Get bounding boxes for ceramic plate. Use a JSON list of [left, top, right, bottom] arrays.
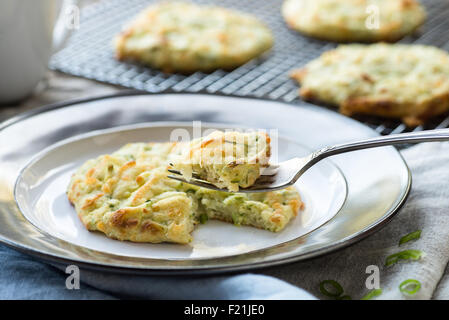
[[0, 93, 410, 274]]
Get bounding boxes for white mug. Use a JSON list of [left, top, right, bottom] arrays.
[[0, 0, 78, 104]]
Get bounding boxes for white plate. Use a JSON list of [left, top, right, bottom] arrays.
[[14, 123, 347, 260]]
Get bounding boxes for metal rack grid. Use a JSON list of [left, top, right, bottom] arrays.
[[50, 0, 449, 135]]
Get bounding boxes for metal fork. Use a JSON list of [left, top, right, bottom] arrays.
[[168, 128, 449, 193]]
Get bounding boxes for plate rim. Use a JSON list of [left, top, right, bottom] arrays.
[[0, 91, 412, 275]]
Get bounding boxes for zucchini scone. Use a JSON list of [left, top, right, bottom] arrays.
[[282, 0, 426, 42], [68, 140, 302, 244], [115, 1, 273, 73], [291, 44, 449, 126], [171, 131, 271, 192]]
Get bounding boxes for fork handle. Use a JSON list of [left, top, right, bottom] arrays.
[[314, 128, 449, 161]]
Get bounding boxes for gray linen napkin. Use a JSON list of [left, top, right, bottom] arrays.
[[260, 141, 449, 300]]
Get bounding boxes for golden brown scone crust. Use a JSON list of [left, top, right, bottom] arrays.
[[291, 44, 449, 126]]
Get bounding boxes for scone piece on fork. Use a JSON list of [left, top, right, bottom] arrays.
[[171, 131, 271, 192]]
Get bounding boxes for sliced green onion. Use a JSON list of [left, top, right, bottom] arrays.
[[361, 288, 382, 300], [319, 280, 344, 298], [385, 249, 423, 267], [337, 295, 352, 300], [399, 230, 422, 245], [399, 279, 421, 296]]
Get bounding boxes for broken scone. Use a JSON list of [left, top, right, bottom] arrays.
[[67, 137, 302, 244]]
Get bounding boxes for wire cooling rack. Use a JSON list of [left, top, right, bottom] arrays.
[[50, 0, 449, 135]]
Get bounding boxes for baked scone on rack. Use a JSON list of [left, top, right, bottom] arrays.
[[291, 43, 449, 126], [114, 1, 273, 73], [282, 0, 426, 43]]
